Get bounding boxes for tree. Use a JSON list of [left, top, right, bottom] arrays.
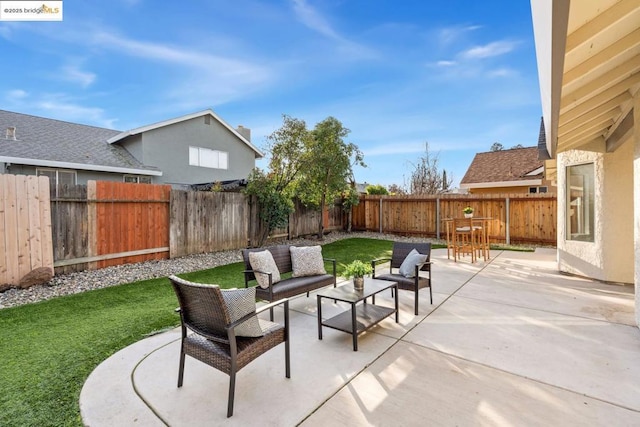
[[296, 117, 365, 239], [490, 142, 504, 151], [341, 180, 360, 233], [409, 142, 453, 194], [365, 184, 388, 195], [244, 115, 311, 245], [387, 183, 406, 195], [245, 168, 294, 246]]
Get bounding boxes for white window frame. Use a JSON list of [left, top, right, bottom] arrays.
[[36, 168, 77, 197], [566, 163, 595, 242], [189, 146, 228, 170], [123, 175, 152, 184]]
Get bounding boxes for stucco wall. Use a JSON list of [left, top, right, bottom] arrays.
[[139, 116, 256, 186], [557, 146, 634, 284]]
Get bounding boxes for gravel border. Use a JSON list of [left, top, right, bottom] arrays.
[[0, 231, 442, 310]]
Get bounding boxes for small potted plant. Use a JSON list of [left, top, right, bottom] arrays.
[[343, 260, 373, 291], [463, 206, 474, 218]]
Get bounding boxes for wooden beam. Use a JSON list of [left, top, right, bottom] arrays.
[[561, 56, 640, 108], [566, 0, 640, 52], [560, 92, 630, 127], [559, 115, 613, 144], [563, 26, 640, 86], [53, 247, 170, 268], [560, 72, 640, 114], [559, 106, 620, 138], [606, 108, 634, 152]]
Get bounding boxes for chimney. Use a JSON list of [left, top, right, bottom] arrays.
[[236, 125, 251, 141], [5, 126, 16, 140]]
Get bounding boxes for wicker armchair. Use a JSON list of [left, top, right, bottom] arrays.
[[169, 276, 290, 418], [371, 242, 433, 315]]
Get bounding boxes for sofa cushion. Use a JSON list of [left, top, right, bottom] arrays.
[[221, 287, 264, 337], [249, 250, 281, 289], [290, 246, 326, 277], [399, 249, 428, 278]]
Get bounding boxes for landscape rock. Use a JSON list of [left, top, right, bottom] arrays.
[[18, 267, 54, 289]]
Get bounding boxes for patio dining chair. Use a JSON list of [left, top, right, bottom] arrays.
[[169, 275, 290, 418], [371, 242, 433, 315]]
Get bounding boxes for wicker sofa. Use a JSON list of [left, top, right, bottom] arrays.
[[242, 245, 336, 319]]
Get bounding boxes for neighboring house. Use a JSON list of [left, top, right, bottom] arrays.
[[0, 109, 263, 192], [531, 0, 639, 327], [460, 145, 555, 194]]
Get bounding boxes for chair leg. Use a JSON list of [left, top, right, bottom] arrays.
[[269, 306, 274, 321], [177, 344, 186, 387], [227, 372, 236, 418], [414, 289, 419, 315]]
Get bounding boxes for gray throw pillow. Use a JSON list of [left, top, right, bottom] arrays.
[[221, 287, 264, 337], [399, 249, 428, 278], [248, 250, 281, 289], [290, 246, 326, 277]]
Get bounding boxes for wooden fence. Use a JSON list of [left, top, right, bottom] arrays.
[[1, 176, 558, 281], [52, 181, 171, 274], [351, 193, 557, 245], [171, 191, 250, 258], [0, 174, 53, 286]]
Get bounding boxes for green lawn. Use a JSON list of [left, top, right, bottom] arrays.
[[0, 237, 402, 426]]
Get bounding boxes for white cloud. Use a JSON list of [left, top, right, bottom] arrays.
[[290, 0, 378, 60], [487, 67, 516, 78], [6, 89, 28, 100], [460, 40, 519, 59], [291, 0, 340, 40], [438, 24, 482, 45], [60, 65, 96, 88], [436, 60, 456, 67], [35, 97, 117, 128]]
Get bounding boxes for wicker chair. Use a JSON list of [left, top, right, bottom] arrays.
[[371, 242, 433, 315], [169, 276, 290, 418]]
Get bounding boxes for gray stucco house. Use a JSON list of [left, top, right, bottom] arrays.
[[0, 109, 263, 191]]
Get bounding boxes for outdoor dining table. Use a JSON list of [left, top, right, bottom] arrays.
[[442, 217, 491, 263]]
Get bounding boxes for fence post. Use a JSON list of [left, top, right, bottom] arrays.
[[505, 197, 510, 245], [379, 197, 383, 234], [436, 197, 441, 240]]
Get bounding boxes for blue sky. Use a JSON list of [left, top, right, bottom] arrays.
[[0, 0, 541, 189]]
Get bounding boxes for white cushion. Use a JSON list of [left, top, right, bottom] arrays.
[[399, 249, 428, 278], [221, 287, 264, 337], [290, 246, 326, 277], [248, 250, 281, 289]]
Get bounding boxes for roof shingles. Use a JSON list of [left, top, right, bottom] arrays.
[[460, 147, 542, 185], [0, 110, 158, 171]]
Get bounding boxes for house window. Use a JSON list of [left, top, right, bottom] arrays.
[[539, 186, 548, 193], [124, 175, 152, 184], [566, 163, 594, 242], [37, 168, 76, 196], [189, 146, 228, 170], [529, 187, 538, 194]]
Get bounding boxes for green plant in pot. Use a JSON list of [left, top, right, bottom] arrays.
[[344, 260, 373, 291], [463, 206, 474, 218]]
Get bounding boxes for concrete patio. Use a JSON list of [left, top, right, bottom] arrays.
[[80, 248, 640, 426]]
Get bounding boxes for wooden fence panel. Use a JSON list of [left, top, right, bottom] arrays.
[[50, 184, 88, 274], [0, 175, 53, 285], [350, 194, 557, 245], [509, 196, 557, 244], [170, 190, 249, 258], [94, 181, 171, 268]]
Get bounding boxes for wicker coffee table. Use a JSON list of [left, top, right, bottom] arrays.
[[317, 278, 398, 351]]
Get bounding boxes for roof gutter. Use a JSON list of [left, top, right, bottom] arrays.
[[0, 156, 163, 176], [460, 179, 543, 190]]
